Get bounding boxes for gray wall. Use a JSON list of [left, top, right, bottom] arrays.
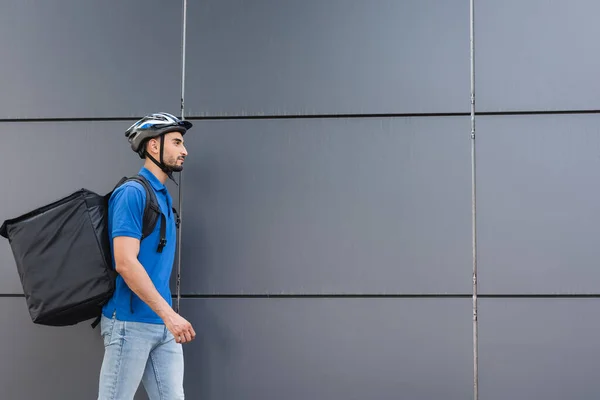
[[1, 1, 600, 399]]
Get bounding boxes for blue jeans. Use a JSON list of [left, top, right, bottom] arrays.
[[97, 313, 185, 399]]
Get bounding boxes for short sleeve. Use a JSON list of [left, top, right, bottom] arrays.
[[109, 183, 146, 240]]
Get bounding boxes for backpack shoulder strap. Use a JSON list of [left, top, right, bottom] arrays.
[[126, 175, 160, 240], [113, 175, 165, 252]]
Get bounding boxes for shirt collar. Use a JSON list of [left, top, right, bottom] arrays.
[[138, 167, 166, 192]]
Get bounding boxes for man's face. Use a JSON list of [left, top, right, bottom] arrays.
[[155, 131, 188, 172]]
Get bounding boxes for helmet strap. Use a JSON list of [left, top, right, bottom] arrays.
[[144, 134, 179, 186], [159, 134, 165, 168]]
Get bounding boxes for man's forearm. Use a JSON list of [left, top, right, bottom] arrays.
[[116, 258, 173, 320]]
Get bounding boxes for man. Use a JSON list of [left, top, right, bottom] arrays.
[[98, 112, 196, 400]]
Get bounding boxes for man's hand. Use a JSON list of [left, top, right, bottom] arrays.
[[113, 236, 197, 344], [164, 311, 196, 344]]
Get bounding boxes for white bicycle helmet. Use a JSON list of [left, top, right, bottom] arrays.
[[124, 112, 193, 181], [125, 112, 192, 155]]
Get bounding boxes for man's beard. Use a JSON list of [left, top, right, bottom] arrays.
[[165, 156, 185, 172]]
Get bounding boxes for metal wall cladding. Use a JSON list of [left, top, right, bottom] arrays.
[[0, 0, 182, 119], [179, 298, 473, 400], [0, 298, 150, 400], [179, 117, 472, 295], [0, 121, 180, 294], [478, 299, 600, 400], [0, 297, 104, 399], [476, 0, 600, 112], [476, 114, 600, 294], [184, 0, 470, 116]]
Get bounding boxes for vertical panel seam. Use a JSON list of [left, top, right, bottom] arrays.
[[175, 0, 188, 314], [470, 0, 478, 399]]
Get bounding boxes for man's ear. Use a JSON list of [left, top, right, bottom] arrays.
[[147, 138, 159, 155]]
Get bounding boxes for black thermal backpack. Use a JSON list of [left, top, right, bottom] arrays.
[[0, 174, 178, 328]]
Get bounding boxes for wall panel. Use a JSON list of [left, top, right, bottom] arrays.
[[0, 297, 151, 399], [0, 0, 182, 119], [476, 0, 600, 112], [478, 298, 600, 399], [477, 114, 600, 294], [180, 117, 472, 294], [185, 0, 470, 116], [0, 120, 180, 294], [179, 298, 473, 400]]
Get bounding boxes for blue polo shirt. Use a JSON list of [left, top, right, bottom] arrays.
[[102, 167, 177, 324]]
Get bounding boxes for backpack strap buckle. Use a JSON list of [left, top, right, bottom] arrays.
[[157, 238, 167, 253], [156, 212, 167, 253]]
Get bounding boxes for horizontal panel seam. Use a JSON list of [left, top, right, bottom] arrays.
[[0, 293, 600, 299], [3, 109, 600, 123], [173, 293, 600, 299], [3, 293, 600, 298]]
